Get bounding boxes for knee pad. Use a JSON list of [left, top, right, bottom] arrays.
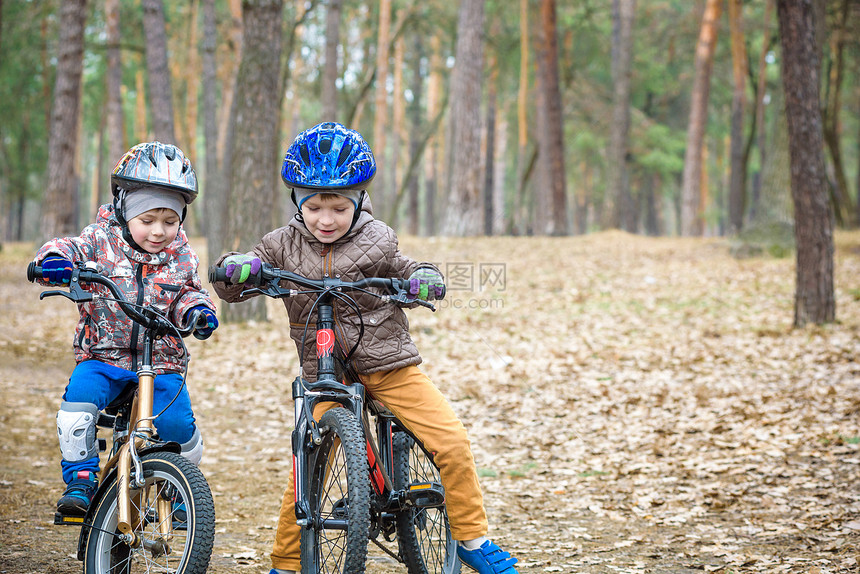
[[179, 428, 203, 466], [57, 401, 99, 462]]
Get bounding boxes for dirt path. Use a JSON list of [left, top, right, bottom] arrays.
[[2, 233, 858, 573]]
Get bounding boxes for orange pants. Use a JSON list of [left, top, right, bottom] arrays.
[[270, 365, 488, 571]]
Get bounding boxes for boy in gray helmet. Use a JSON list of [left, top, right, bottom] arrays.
[[33, 141, 218, 517]]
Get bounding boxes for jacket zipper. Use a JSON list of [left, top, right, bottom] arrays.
[[130, 263, 145, 372], [325, 246, 350, 363]]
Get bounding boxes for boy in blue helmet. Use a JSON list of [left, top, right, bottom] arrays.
[[212, 122, 519, 574]]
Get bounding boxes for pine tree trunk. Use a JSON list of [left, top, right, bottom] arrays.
[[727, 0, 748, 234], [822, 0, 853, 227], [141, 0, 176, 144], [202, 0, 220, 253], [514, 0, 530, 236], [777, 0, 835, 326], [40, 0, 87, 240], [322, 0, 343, 121], [443, 0, 485, 236], [105, 0, 124, 202], [680, 0, 721, 236], [750, 0, 774, 223], [407, 34, 423, 236], [423, 34, 441, 236], [372, 0, 392, 206], [221, 0, 284, 323], [606, 0, 636, 232], [537, 0, 568, 235]]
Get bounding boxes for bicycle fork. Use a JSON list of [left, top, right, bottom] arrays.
[[99, 368, 172, 548]]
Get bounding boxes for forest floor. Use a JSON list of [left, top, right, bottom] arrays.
[[1, 231, 859, 574]]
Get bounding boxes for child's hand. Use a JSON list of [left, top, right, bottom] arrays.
[[407, 267, 445, 301], [187, 306, 218, 337], [222, 255, 262, 284], [41, 256, 73, 285]]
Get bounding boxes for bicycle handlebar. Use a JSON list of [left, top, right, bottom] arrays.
[[28, 261, 211, 339], [208, 263, 436, 311]]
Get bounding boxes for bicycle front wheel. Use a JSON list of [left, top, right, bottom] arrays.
[[301, 407, 371, 574], [83, 451, 215, 574], [393, 431, 460, 574]]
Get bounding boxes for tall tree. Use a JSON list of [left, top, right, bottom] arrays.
[[822, 0, 853, 227], [727, 0, 748, 234], [443, 0, 485, 235], [40, 0, 87, 240], [514, 0, 531, 235], [141, 0, 176, 144], [322, 0, 343, 121], [605, 0, 636, 232], [105, 0, 124, 203], [536, 0, 568, 235], [202, 0, 220, 253], [484, 16, 499, 236], [680, 0, 721, 236], [406, 33, 424, 235], [372, 0, 392, 205], [777, 0, 834, 326], [750, 0, 774, 222], [423, 33, 442, 236], [222, 0, 284, 323]]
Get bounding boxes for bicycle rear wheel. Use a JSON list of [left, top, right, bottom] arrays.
[[301, 407, 371, 574], [83, 451, 214, 574], [393, 432, 460, 574]]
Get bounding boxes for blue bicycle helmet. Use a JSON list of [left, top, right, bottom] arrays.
[[281, 122, 376, 196]]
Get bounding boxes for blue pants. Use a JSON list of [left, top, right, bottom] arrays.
[[60, 360, 197, 484]]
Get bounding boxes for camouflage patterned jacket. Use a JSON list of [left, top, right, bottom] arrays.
[[34, 204, 216, 374]]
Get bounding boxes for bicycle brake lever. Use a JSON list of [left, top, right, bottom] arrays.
[[388, 292, 436, 312], [39, 283, 94, 303]]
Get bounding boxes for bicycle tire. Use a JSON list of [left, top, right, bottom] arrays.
[[393, 432, 460, 574], [83, 451, 215, 574], [301, 407, 371, 574]]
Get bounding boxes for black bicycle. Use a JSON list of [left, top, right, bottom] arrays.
[[28, 261, 216, 574], [210, 263, 460, 574]]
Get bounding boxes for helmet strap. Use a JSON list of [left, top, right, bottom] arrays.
[[290, 189, 364, 236], [347, 191, 365, 234]]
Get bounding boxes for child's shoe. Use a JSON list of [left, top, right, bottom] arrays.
[[172, 498, 188, 530], [56, 471, 98, 516], [457, 540, 519, 574]]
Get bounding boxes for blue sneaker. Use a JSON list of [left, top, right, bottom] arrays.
[[57, 471, 98, 516], [457, 540, 519, 574], [172, 499, 188, 530]]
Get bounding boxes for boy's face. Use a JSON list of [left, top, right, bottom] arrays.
[[127, 208, 180, 253], [301, 194, 356, 244]]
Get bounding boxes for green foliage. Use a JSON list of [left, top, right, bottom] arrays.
[[729, 221, 796, 259], [0, 0, 55, 207], [636, 124, 685, 175], [5, 0, 859, 239]]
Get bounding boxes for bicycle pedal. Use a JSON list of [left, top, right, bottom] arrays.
[[54, 511, 86, 526], [401, 481, 445, 508]]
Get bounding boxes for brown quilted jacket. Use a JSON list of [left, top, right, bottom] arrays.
[[213, 201, 439, 379]]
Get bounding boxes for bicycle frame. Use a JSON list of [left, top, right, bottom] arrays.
[[290, 290, 442, 532], [94, 331, 171, 545], [30, 263, 202, 551]]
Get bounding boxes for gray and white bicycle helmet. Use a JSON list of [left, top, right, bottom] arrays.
[[111, 141, 198, 204]]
